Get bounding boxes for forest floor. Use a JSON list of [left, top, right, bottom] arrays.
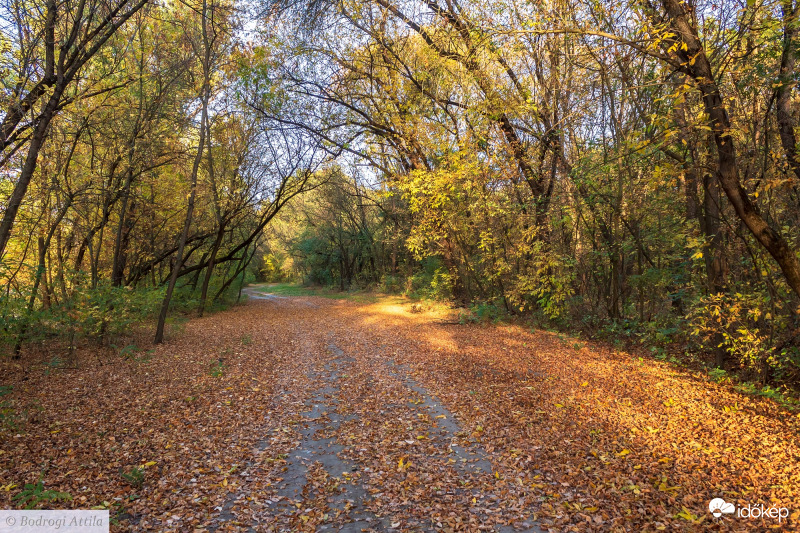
[[1, 286, 799, 532]]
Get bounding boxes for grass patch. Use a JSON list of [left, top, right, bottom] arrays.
[[248, 283, 383, 304]]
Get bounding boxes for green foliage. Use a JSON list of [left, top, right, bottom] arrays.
[[112, 344, 154, 363], [0, 385, 18, 433], [90, 499, 129, 526], [258, 252, 291, 282], [0, 262, 253, 355], [508, 244, 576, 319], [708, 368, 728, 383], [733, 382, 799, 409], [689, 291, 796, 381], [470, 301, 507, 323], [13, 478, 72, 509], [380, 274, 403, 293], [0, 281, 164, 353], [209, 359, 226, 377], [115, 344, 140, 359], [250, 282, 381, 303], [266, 168, 387, 290], [404, 257, 452, 300], [81, 284, 163, 338], [119, 467, 145, 488]]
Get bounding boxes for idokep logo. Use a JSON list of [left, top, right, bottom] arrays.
[[709, 498, 735, 518], [738, 503, 790, 523], [708, 498, 790, 523]]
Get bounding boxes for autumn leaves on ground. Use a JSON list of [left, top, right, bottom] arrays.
[[1, 289, 798, 532]]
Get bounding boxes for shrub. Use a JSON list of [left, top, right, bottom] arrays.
[[689, 291, 796, 382], [508, 244, 575, 319]]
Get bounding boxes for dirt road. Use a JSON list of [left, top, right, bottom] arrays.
[[2, 289, 798, 531], [213, 292, 540, 532]]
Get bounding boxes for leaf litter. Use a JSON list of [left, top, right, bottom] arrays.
[[1, 293, 798, 531]]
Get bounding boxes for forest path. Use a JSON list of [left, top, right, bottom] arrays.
[[213, 291, 541, 532], [2, 287, 798, 532], [206, 288, 799, 532]]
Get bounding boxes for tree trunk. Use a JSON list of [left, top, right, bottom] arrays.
[[155, 1, 213, 343], [13, 199, 71, 357], [660, 0, 800, 300], [112, 174, 136, 286], [776, 0, 800, 182], [198, 224, 226, 317], [0, 86, 63, 258]]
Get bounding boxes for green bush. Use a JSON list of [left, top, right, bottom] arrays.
[[404, 257, 452, 300], [0, 281, 164, 351], [689, 290, 797, 382], [0, 263, 255, 355], [471, 300, 506, 323], [380, 274, 402, 293]]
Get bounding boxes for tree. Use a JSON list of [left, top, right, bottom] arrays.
[[0, 0, 151, 257]]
